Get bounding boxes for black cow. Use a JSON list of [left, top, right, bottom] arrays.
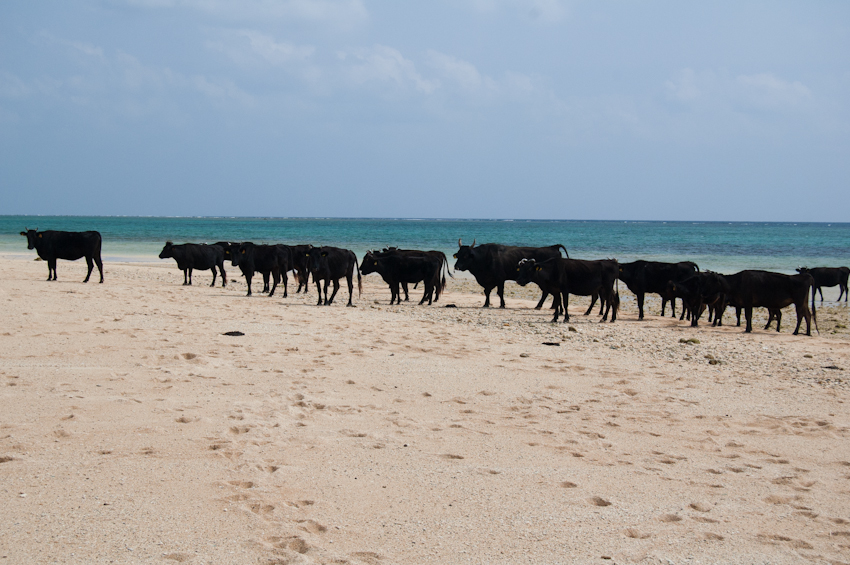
[[617, 261, 700, 320], [158, 242, 226, 287], [515, 258, 619, 323], [20, 229, 104, 283], [230, 243, 291, 297], [796, 267, 849, 302], [289, 245, 313, 293], [721, 270, 816, 335], [361, 249, 449, 305], [307, 246, 362, 306], [667, 272, 730, 327], [453, 240, 568, 308]]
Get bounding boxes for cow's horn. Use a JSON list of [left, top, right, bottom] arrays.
[[458, 238, 462, 247], [471, 239, 476, 248]]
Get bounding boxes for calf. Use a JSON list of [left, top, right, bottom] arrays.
[[20, 228, 104, 283], [796, 267, 849, 302], [667, 272, 730, 327], [722, 270, 816, 335], [159, 242, 227, 287], [516, 258, 619, 323], [307, 246, 362, 306]]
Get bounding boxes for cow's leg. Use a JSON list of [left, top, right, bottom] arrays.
[[245, 273, 253, 296], [585, 293, 598, 316], [346, 275, 354, 306], [818, 286, 824, 302], [188, 268, 194, 285], [402, 282, 410, 302], [390, 283, 398, 305], [636, 293, 645, 320], [744, 306, 753, 333], [220, 263, 226, 287], [281, 271, 288, 298], [94, 255, 104, 283], [562, 292, 571, 322], [262, 273, 270, 294], [315, 279, 323, 305], [605, 291, 618, 322], [182, 269, 189, 285], [775, 309, 782, 332], [268, 269, 280, 297], [210, 266, 217, 287], [735, 306, 742, 327], [660, 297, 667, 317], [841, 283, 848, 302], [792, 304, 804, 335], [535, 291, 548, 310], [84, 256, 94, 283], [47, 258, 57, 281], [327, 279, 340, 306], [497, 283, 506, 308], [482, 287, 493, 308]]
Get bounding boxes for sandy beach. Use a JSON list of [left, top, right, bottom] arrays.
[[1, 258, 849, 565]]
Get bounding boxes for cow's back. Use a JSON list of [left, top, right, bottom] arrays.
[[40, 230, 102, 261]]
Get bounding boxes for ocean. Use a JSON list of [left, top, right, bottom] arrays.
[[2, 216, 848, 274]]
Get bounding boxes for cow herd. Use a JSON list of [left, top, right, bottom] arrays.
[[19, 229, 850, 337]]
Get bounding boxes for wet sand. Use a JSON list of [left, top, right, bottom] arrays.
[[1, 258, 849, 564]]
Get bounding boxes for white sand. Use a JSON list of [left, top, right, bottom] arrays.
[[1, 258, 849, 565]]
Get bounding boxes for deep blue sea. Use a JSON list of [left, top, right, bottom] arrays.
[[2, 216, 848, 274]]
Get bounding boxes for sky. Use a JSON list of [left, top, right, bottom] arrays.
[[1, 1, 848, 221]]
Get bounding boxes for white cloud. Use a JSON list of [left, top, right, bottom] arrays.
[[736, 73, 811, 109], [344, 45, 437, 94], [0, 72, 32, 98], [467, 0, 569, 23], [665, 68, 812, 112], [425, 50, 496, 93], [118, 0, 368, 27], [207, 29, 314, 69]]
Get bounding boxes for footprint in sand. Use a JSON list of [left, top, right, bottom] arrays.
[[623, 528, 651, 539], [659, 514, 682, 523], [689, 502, 713, 512], [297, 519, 327, 534]]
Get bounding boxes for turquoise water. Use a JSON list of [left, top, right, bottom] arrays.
[[2, 216, 847, 274]]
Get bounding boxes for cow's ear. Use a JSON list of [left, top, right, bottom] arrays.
[[241, 249, 245, 254], [452, 254, 457, 258], [38, 233, 42, 238], [321, 252, 328, 257], [373, 261, 377, 265], [19, 232, 26, 236], [535, 266, 541, 271]]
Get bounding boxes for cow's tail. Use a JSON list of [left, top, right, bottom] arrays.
[[811, 278, 819, 335], [354, 256, 362, 296], [557, 244, 569, 259], [442, 252, 454, 278]]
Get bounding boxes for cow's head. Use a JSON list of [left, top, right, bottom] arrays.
[[231, 243, 252, 266], [212, 242, 233, 261], [796, 267, 809, 274], [360, 251, 378, 275], [514, 258, 539, 287], [453, 238, 478, 271], [158, 241, 174, 259], [306, 247, 327, 272], [20, 228, 39, 250]]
